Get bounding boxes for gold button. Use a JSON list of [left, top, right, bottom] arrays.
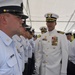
[[53, 47, 55, 49], [45, 61, 47, 63], [16, 46, 18, 49], [48, 41, 50, 42], [46, 55, 48, 57], [43, 61, 47, 63], [47, 48, 49, 49]]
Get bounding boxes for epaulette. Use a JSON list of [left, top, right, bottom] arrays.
[[57, 31, 64, 34]]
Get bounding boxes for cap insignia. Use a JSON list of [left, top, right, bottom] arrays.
[[48, 14, 51, 17], [3, 9, 7, 12]]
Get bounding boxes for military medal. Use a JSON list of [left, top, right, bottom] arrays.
[[52, 36, 58, 46], [42, 36, 47, 41]]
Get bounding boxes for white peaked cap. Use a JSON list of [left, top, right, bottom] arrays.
[[0, 0, 22, 7], [44, 12, 59, 19]]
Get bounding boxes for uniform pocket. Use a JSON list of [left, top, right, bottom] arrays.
[[7, 55, 17, 67]]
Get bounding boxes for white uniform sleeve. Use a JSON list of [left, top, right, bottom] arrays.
[[60, 34, 68, 74], [35, 38, 43, 74]]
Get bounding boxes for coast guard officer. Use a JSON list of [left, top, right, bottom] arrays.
[[28, 28, 36, 74], [12, 24, 31, 75], [65, 32, 72, 42], [0, 0, 28, 75], [35, 13, 68, 75], [20, 25, 32, 75]]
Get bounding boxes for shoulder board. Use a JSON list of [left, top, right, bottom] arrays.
[[57, 31, 64, 34]]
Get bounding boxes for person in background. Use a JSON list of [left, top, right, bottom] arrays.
[[33, 35, 37, 41], [0, 0, 28, 75], [20, 24, 33, 75], [29, 28, 36, 75], [65, 32, 72, 52], [73, 33, 75, 39], [40, 26, 47, 34], [67, 34, 75, 75], [18, 24, 32, 75], [34, 26, 47, 62], [65, 32, 72, 42], [35, 13, 68, 75], [12, 25, 29, 75]]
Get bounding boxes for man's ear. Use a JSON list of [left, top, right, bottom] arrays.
[[55, 21, 57, 25]]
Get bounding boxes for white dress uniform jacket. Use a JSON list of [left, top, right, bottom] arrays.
[[35, 38, 40, 60], [0, 30, 22, 75], [35, 29, 68, 75]]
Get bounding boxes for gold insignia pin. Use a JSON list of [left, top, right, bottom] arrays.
[[3, 9, 7, 12], [47, 14, 51, 17]]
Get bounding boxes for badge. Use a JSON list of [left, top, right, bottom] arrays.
[[52, 36, 58, 46], [10, 54, 14, 58], [42, 36, 47, 41]]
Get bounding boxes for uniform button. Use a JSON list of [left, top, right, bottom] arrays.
[[38, 51, 40, 53], [45, 61, 47, 63], [16, 46, 17, 49], [53, 47, 55, 49], [48, 41, 50, 42], [47, 48, 49, 49], [46, 55, 48, 57], [43, 61, 47, 63]]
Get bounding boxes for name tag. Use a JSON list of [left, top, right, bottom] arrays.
[[10, 54, 14, 58]]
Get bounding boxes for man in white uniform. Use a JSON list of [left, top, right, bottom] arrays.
[[35, 13, 68, 75], [65, 32, 72, 42]]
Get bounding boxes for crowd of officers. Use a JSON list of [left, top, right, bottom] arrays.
[[0, 0, 75, 75]]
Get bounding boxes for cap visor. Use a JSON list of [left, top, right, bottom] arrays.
[[20, 14, 28, 19]]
